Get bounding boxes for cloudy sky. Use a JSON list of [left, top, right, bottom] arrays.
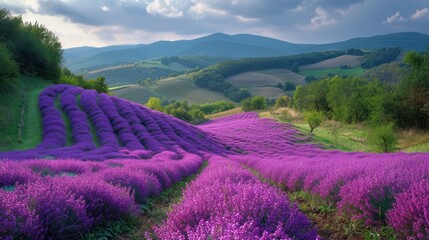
[[1, 0, 428, 48]]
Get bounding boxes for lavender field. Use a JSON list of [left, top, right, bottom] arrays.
[[1, 84, 429, 239]]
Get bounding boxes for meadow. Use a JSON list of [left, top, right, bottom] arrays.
[[1, 84, 429, 239]]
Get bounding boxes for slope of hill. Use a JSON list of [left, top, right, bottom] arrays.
[[63, 32, 429, 72], [300, 55, 363, 70], [2, 84, 429, 239]]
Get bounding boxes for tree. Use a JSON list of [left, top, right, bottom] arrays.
[[304, 111, 324, 134], [0, 43, 18, 91], [283, 81, 296, 91], [251, 96, 266, 110], [368, 123, 397, 153], [240, 98, 252, 112], [275, 96, 290, 108], [189, 109, 206, 124], [146, 97, 164, 112]]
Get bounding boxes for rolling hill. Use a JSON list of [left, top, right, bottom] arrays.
[[64, 32, 429, 73]]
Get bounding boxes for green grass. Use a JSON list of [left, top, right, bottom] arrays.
[[300, 67, 365, 77], [120, 162, 207, 239], [0, 76, 50, 151], [289, 190, 397, 240], [292, 122, 371, 152]]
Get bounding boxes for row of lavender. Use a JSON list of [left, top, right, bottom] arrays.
[[200, 113, 429, 239], [0, 84, 226, 160], [0, 152, 203, 239], [153, 156, 319, 240]]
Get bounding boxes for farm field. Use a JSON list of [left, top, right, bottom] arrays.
[[110, 77, 231, 105], [300, 55, 363, 70], [300, 67, 365, 77], [1, 84, 429, 239], [226, 68, 306, 87]]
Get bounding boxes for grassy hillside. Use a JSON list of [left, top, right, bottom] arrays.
[[0, 76, 50, 151], [110, 75, 231, 105], [109, 85, 161, 105], [147, 76, 230, 104], [300, 67, 365, 78], [300, 55, 362, 70], [226, 69, 305, 87]]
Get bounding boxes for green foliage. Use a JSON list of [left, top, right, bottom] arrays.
[[300, 67, 365, 78], [283, 81, 296, 91], [59, 68, 109, 93], [198, 101, 235, 114], [146, 97, 164, 111], [0, 8, 62, 82], [0, 42, 18, 91], [275, 96, 290, 108], [241, 96, 267, 112], [393, 49, 429, 129], [361, 47, 401, 69], [145, 99, 225, 124], [304, 111, 324, 133], [368, 123, 397, 153]]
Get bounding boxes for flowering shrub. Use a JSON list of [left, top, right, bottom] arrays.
[[387, 180, 429, 239], [155, 160, 318, 239]]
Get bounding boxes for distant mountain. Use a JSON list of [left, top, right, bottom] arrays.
[[63, 32, 429, 73]]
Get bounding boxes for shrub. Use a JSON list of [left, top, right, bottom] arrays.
[[304, 111, 324, 133], [367, 123, 397, 153]]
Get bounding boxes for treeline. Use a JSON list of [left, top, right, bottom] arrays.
[[60, 69, 108, 93], [361, 47, 401, 69], [0, 8, 108, 93], [160, 56, 201, 69], [293, 49, 429, 130], [0, 8, 62, 90], [146, 97, 235, 124], [193, 51, 346, 102]]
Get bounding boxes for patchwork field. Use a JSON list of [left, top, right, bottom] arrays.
[[226, 68, 306, 87], [1, 84, 429, 239]]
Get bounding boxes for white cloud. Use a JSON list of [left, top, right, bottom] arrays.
[[236, 15, 259, 23], [309, 7, 336, 28], [101, 5, 109, 12], [146, 0, 186, 18], [188, 2, 227, 19], [411, 8, 429, 20], [383, 11, 404, 24]]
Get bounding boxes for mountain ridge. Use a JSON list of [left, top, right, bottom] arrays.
[[64, 32, 429, 72]]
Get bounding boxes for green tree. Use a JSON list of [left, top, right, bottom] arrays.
[[189, 109, 206, 124], [240, 98, 252, 112], [304, 111, 324, 134], [394, 49, 429, 129], [251, 96, 266, 110], [0, 43, 18, 91], [368, 123, 397, 153], [283, 81, 296, 91], [275, 96, 290, 108], [146, 97, 164, 112]]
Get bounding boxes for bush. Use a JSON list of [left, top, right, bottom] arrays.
[[240, 96, 267, 112], [0, 43, 18, 91], [304, 111, 324, 134], [367, 123, 397, 153]]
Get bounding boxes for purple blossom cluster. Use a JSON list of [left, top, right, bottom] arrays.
[[0, 85, 227, 160], [154, 157, 319, 240], [201, 113, 429, 237], [0, 154, 203, 239]]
